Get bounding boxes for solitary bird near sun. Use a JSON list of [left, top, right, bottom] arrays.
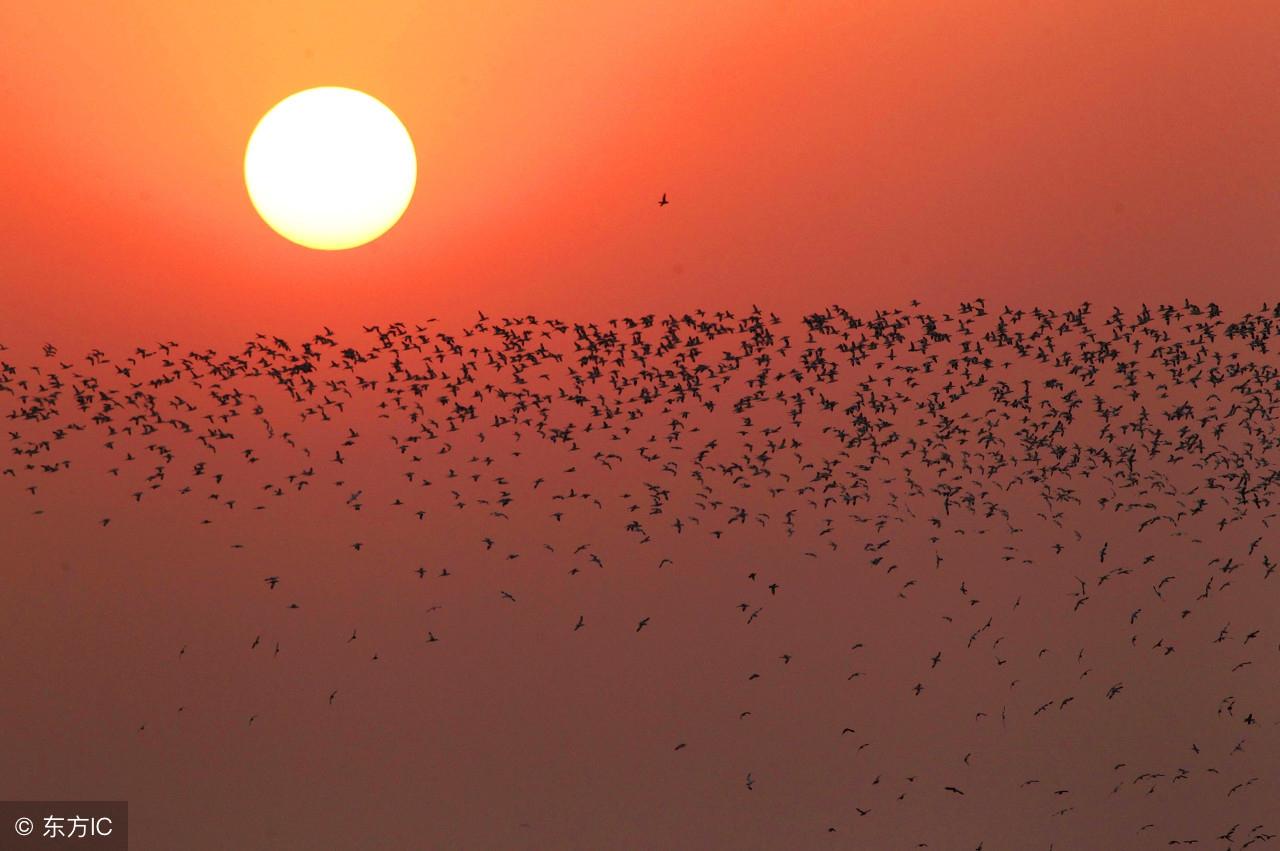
[[244, 87, 416, 250]]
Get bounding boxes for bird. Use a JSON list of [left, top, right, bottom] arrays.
[[5, 298, 1280, 843]]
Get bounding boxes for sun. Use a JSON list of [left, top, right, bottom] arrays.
[[244, 87, 416, 250]]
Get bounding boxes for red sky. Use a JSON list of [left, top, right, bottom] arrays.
[[2, 1, 1279, 345], [2, 5, 1279, 849]]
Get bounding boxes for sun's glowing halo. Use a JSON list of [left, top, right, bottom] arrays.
[[244, 87, 416, 250]]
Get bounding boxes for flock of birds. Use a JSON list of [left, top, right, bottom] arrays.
[[3, 298, 1279, 847]]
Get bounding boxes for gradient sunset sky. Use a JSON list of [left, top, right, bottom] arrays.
[[2, 1, 1278, 345], [4, 6, 1280, 848]]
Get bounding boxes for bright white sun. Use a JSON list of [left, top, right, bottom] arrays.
[[244, 87, 416, 250]]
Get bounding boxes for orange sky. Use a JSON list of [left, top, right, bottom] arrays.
[[1, 1, 1278, 345], [3, 8, 1280, 844]]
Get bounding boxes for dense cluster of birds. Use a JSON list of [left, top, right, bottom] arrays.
[[3, 299, 1278, 847]]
